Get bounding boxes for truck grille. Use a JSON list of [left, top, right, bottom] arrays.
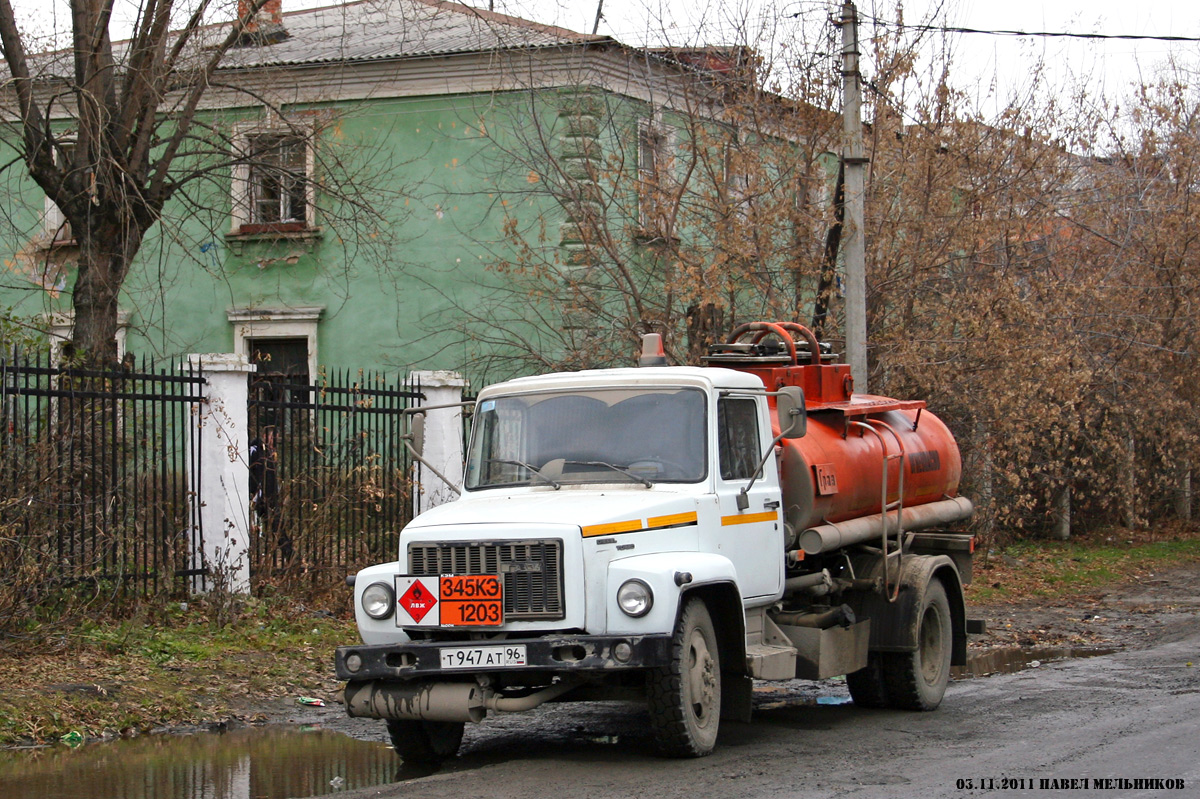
[[407, 539, 565, 621]]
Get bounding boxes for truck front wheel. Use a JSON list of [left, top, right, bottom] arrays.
[[647, 597, 722, 757], [881, 579, 952, 711], [386, 719, 464, 763]]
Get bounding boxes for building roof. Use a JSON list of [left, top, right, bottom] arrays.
[[216, 0, 610, 69], [21, 0, 608, 81]]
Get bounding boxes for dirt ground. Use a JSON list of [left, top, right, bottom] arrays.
[[962, 563, 1200, 654]]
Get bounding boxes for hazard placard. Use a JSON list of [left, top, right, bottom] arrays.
[[394, 574, 504, 627], [395, 576, 439, 625]]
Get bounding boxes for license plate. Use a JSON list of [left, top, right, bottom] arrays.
[[439, 644, 527, 670], [395, 574, 503, 627]]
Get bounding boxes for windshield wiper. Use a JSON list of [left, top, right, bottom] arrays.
[[563, 460, 654, 488], [484, 458, 561, 489]]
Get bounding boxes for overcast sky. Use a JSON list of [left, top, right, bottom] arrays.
[[520, 0, 1198, 104], [13, 0, 1200, 109]]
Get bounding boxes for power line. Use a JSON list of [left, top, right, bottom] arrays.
[[863, 17, 1200, 44]]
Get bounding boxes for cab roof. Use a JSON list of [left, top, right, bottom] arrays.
[[477, 366, 766, 400]]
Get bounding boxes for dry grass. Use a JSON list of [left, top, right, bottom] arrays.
[[0, 595, 354, 745], [966, 521, 1200, 605]]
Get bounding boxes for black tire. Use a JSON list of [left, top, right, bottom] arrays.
[[385, 719, 464, 763], [846, 651, 889, 708], [881, 579, 952, 711], [647, 597, 722, 757]]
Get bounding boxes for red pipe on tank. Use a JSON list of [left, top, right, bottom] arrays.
[[724, 321, 822, 366]]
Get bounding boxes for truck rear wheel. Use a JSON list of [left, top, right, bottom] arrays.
[[882, 579, 952, 711], [647, 597, 721, 757], [386, 719, 464, 763]]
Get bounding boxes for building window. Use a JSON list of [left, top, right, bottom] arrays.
[[723, 141, 753, 221], [637, 115, 674, 232], [250, 134, 307, 227], [228, 306, 322, 381], [232, 125, 314, 235], [43, 196, 72, 244]]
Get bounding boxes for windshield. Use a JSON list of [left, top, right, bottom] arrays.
[[465, 387, 708, 489]]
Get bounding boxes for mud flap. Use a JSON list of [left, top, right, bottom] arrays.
[[721, 671, 753, 723]]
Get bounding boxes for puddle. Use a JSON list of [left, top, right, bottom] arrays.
[[0, 726, 399, 799], [954, 646, 1117, 678]]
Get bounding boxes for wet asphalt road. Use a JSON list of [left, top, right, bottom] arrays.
[[335, 611, 1199, 799]]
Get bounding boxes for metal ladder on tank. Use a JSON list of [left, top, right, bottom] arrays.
[[849, 419, 908, 603]]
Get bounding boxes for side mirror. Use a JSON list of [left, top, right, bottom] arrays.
[[776, 386, 806, 439]]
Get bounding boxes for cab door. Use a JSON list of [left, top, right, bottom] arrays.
[[710, 395, 784, 601]]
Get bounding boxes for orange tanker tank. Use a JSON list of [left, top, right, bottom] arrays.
[[704, 322, 970, 555]]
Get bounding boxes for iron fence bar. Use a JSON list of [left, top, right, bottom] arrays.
[[133, 361, 142, 591], [154, 363, 166, 593], [346, 369, 356, 571], [248, 380, 422, 400], [87, 368, 97, 583], [4, 386, 206, 402], [10, 364, 205, 384]]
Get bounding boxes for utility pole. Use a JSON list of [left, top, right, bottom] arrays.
[[839, 0, 868, 393]]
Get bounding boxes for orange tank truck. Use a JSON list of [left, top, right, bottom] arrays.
[[336, 319, 980, 762]]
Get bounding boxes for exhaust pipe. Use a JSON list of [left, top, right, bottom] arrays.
[[345, 681, 486, 723], [344, 679, 583, 723]]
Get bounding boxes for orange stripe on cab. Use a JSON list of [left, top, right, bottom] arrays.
[[647, 511, 698, 529], [581, 519, 643, 537], [720, 511, 778, 526]]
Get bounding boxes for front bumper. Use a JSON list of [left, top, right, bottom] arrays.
[[335, 633, 672, 681]]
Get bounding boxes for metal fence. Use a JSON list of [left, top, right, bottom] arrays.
[[2, 348, 430, 605], [0, 349, 205, 597], [247, 369, 424, 583]]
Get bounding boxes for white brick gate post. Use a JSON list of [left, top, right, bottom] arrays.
[[187, 354, 256, 594], [410, 370, 467, 516]]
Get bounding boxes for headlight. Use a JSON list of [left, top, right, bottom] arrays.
[[617, 579, 653, 618], [361, 581, 395, 620]]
